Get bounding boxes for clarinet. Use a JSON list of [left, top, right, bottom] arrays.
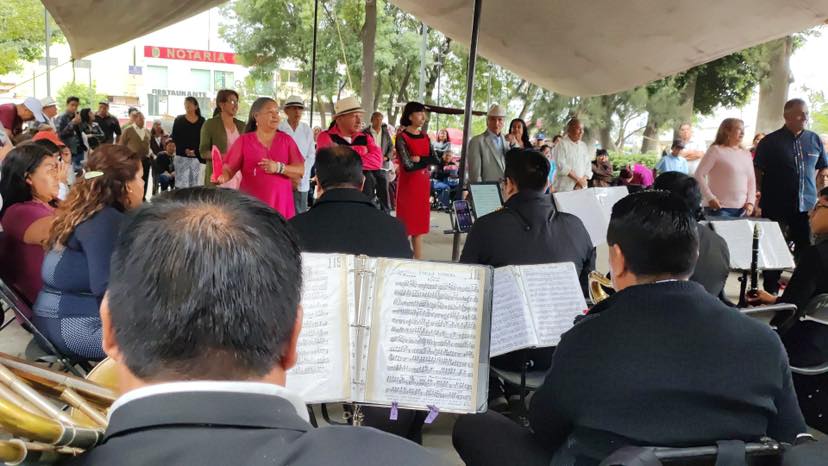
[[748, 223, 761, 296]]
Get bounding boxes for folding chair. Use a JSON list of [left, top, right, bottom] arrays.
[[491, 350, 549, 426], [0, 279, 91, 377], [601, 437, 785, 466]]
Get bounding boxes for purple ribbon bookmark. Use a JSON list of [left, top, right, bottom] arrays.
[[390, 401, 399, 421], [424, 405, 440, 424]]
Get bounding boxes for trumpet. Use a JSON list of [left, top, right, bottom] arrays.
[[588, 271, 614, 304], [0, 353, 117, 463]]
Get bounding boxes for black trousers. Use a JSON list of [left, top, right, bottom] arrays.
[[763, 211, 811, 293], [360, 406, 427, 444], [362, 170, 390, 212], [453, 411, 555, 466], [141, 157, 151, 200]]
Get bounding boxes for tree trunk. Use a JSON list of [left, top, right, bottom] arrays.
[[674, 72, 697, 138], [373, 71, 383, 113], [641, 113, 660, 153], [360, 0, 377, 114], [391, 63, 413, 124], [316, 94, 329, 128], [756, 36, 793, 134]]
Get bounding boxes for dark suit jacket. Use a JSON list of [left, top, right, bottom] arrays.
[[63, 391, 442, 466], [529, 281, 806, 465], [364, 125, 393, 162], [289, 188, 412, 258], [460, 190, 595, 295], [692, 223, 730, 298]]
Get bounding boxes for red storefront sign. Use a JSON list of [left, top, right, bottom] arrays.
[[144, 46, 236, 64]]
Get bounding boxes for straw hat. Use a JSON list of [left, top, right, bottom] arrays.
[[333, 96, 363, 118]]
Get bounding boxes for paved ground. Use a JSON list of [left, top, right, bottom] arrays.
[[0, 210, 754, 465]]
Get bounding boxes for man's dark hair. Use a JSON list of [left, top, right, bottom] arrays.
[[127, 107, 138, 115], [503, 149, 550, 192], [784, 98, 807, 112], [31, 139, 61, 156], [820, 186, 828, 198], [607, 190, 699, 278], [653, 172, 703, 220], [107, 188, 303, 381], [315, 146, 364, 190], [66, 96, 80, 105]]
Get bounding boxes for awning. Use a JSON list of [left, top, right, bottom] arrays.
[[42, 0, 224, 60], [389, 0, 828, 96]]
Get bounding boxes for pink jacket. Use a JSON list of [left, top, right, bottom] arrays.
[[316, 125, 383, 171]]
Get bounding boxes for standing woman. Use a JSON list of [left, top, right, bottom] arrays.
[[216, 97, 304, 219], [396, 102, 440, 259], [33, 145, 144, 360], [200, 89, 245, 186], [694, 118, 756, 218], [506, 118, 532, 149], [171, 97, 205, 188]]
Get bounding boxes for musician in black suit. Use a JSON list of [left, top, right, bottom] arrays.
[[653, 172, 731, 298], [289, 146, 424, 442], [65, 188, 442, 466], [453, 191, 806, 466], [459, 149, 595, 408]]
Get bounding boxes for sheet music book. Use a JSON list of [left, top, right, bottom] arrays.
[[469, 183, 504, 218], [490, 262, 587, 357], [709, 220, 795, 270], [553, 187, 629, 246], [288, 253, 493, 414]]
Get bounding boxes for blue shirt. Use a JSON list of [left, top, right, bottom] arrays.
[[755, 127, 828, 215], [487, 130, 504, 153], [656, 154, 689, 175]]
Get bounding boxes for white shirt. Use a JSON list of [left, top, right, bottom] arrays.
[[279, 121, 315, 192], [552, 135, 593, 192], [109, 380, 309, 422], [684, 137, 707, 176]]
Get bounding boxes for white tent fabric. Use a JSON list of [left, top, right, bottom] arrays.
[[390, 0, 828, 96], [43, 0, 224, 60]]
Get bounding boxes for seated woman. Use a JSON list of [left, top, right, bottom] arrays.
[[751, 187, 828, 367], [0, 144, 61, 314], [33, 144, 144, 360]]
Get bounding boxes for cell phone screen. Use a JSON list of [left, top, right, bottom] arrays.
[[454, 200, 474, 233]]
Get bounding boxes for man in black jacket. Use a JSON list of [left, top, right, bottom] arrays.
[[363, 112, 393, 211], [653, 172, 730, 299], [460, 149, 595, 406], [289, 146, 411, 258], [453, 190, 806, 466], [289, 146, 425, 441], [67, 188, 440, 466]]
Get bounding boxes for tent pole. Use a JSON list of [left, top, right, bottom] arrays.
[[308, 0, 319, 128], [452, 0, 483, 262]]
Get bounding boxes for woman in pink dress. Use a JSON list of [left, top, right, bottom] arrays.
[[217, 97, 304, 218]]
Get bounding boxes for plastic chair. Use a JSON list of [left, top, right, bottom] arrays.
[[0, 279, 90, 377]]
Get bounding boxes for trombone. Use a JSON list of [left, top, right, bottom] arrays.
[[0, 353, 117, 464]]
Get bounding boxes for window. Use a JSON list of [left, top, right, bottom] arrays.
[[146, 65, 169, 89], [147, 94, 168, 116], [214, 71, 234, 90], [191, 69, 211, 92], [279, 69, 299, 84]]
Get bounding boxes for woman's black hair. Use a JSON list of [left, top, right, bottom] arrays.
[[244, 97, 277, 133], [80, 108, 94, 124], [212, 107, 221, 118], [509, 118, 531, 148], [0, 143, 54, 219], [400, 101, 426, 127], [185, 96, 202, 118]]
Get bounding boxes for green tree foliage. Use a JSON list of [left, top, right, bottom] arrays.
[[0, 1, 63, 75], [56, 82, 107, 110]]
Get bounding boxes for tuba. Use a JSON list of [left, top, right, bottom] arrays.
[[588, 271, 614, 304], [0, 353, 117, 464]]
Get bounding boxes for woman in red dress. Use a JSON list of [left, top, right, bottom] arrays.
[[395, 102, 440, 259]]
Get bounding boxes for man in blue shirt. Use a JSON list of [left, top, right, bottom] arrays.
[[655, 140, 690, 176], [755, 98, 828, 293]]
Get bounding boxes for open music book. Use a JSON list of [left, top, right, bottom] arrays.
[[709, 220, 795, 270], [287, 253, 493, 414], [553, 187, 629, 246], [491, 262, 588, 357]]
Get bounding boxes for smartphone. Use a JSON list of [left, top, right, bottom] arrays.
[[453, 200, 474, 233]]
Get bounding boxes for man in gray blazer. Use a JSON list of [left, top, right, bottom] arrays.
[[467, 104, 509, 183]]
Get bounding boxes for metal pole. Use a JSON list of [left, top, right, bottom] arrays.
[[486, 64, 492, 109], [452, 0, 483, 262], [436, 60, 442, 130], [308, 0, 319, 128], [419, 23, 427, 102], [44, 7, 51, 97]]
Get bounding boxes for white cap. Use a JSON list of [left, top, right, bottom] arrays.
[[333, 96, 363, 118], [22, 97, 47, 123], [487, 104, 507, 118], [40, 96, 57, 108], [284, 95, 305, 109]]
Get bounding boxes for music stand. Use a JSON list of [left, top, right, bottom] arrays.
[[469, 182, 503, 219]]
